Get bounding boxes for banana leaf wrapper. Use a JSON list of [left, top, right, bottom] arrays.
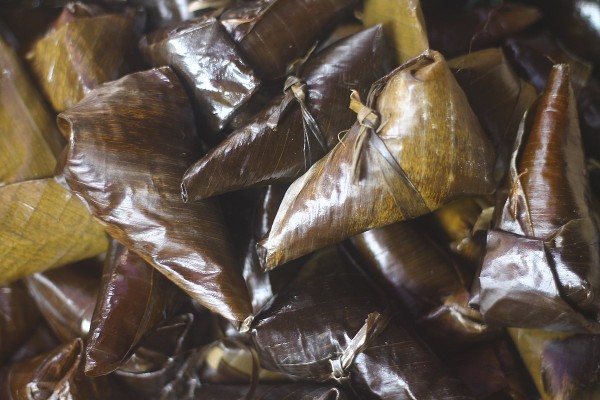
[[26, 10, 141, 113], [503, 30, 592, 95], [182, 25, 392, 201], [478, 65, 600, 332], [347, 221, 497, 353], [0, 282, 41, 365], [251, 248, 472, 399], [0, 33, 64, 185], [448, 48, 538, 179], [315, 21, 363, 52], [219, 0, 358, 80], [0, 338, 130, 399], [258, 50, 496, 270], [424, 3, 542, 58], [132, 0, 191, 31], [56, 67, 253, 323], [8, 321, 59, 365], [85, 239, 187, 377], [194, 383, 357, 399], [24, 260, 101, 342], [0, 178, 109, 283], [362, 0, 429, 63], [417, 196, 493, 270], [140, 17, 261, 136], [509, 328, 600, 400], [50, 2, 106, 30]]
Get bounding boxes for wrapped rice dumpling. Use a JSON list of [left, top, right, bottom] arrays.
[[140, 17, 261, 136], [0, 33, 63, 185], [478, 64, 600, 333], [220, 0, 359, 80], [361, 0, 429, 63], [56, 67, 253, 324], [182, 25, 391, 200], [510, 328, 600, 399], [259, 50, 495, 270], [26, 8, 142, 112], [448, 48, 537, 179], [85, 240, 186, 377], [425, 3, 541, 58], [251, 248, 471, 399], [24, 261, 100, 343], [0, 178, 109, 283]]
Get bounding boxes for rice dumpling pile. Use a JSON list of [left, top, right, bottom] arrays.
[[1, 0, 599, 399]]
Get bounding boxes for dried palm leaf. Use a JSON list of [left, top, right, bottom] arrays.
[[258, 50, 496, 270], [56, 67, 253, 324], [182, 25, 391, 200], [478, 64, 600, 332], [362, 0, 429, 63], [0, 178, 108, 283], [140, 16, 261, 136], [85, 240, 186, 377]]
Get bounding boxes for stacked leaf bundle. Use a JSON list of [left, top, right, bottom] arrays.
[[0, 0, 599, 399]]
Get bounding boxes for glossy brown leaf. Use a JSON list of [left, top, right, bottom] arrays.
[[425, 3, 542, 58], [449, 48, 538, 179], [56, 67, 252, 323], [133, 0, 191, 31], [258, 50, 496, 270], [25, 261, 101, 342], [0, 178, 109, 283], [182, 25, 392, 200], [251, 248, 472, 399], [509, 328, 600, 400], [220, 0, 359, 80], [0, 33, 63, 185], [85, 240, 186, 377], [26, 10, 140, 112], [140, 16, 261, 136], [362, 0, 429, 63], [479, 64, 600, 332], [0, 282, 41, 365]]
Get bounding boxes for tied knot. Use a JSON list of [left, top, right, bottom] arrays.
[[284, 76, 306, 102], [349, 90, 380, 130]]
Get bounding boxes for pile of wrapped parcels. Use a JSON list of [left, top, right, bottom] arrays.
[[1, 0, 600, 398]]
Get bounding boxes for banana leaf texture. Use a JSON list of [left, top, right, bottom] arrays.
[[25, 260, 101, 342], [347, 221, 497, 353], [0, 33, 64, 185], [478, 65, 600, 332], [417, 196, 493, 270], [194, 383, 358, 399], [0, 338, 130, 399], [424, 3, 541, 58], [503, 30, 592, 95], [258, 50, 496, 270], [448, 48, 537, 179], [140, 17, 261, 136], [219, 0, 359, 80], [26, 9, 142, 112], [362, 0, 429, 63], [85, 239, 186, 377], [56, 67, 253, 323], [0, 178, 109, 283], [182, 25, 391, 201], [251, 248, 472, 399], [509, 328, 600, 400], [0, 282, 41, 365]]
